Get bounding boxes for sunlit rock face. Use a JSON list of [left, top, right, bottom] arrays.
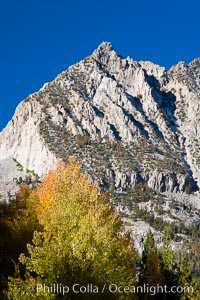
[[0, 42, 199, 200]]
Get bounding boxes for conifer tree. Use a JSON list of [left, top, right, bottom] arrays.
[[159, 228, 179, 300], [139, 229, 164, 300], [161, 228, 176, 273], [178, 254, 198, 300]]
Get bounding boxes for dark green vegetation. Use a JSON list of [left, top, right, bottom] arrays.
[[0, 159, 199, 299], [39, 113, 190, 185], [35, 69, 197, 195]]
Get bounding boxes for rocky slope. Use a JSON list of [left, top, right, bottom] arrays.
[[0, 42, 199, 246]]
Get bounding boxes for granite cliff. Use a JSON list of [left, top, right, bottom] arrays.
[[0, 42, 199, 247]]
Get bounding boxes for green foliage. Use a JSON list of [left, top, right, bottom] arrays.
[[140, 229, 164, 284], [13, 158, 23, 171], [159, 229, 179, 299], [75, 133, 90, 148], [177, 254, 199, 300], [0, 185, 39, 299], [138, 229, 199, 300], [7, 158, 137, 299], [131, 207, 197, 241], [161, 228, 177, 273], [139, 229, 165, 300]]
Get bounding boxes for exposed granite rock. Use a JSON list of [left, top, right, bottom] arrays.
[[0, 42, 199, 201]]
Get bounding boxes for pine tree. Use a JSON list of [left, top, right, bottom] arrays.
[[178, 254, 198, 300], [161, 228, 176, 273], [159, 228, 179, 300], [139, 229, 164, 300]]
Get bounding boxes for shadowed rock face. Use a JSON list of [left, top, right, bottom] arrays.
[[0, 42, 199, 200]]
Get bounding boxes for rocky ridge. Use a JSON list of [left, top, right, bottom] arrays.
[[0, 42, 199, 248]]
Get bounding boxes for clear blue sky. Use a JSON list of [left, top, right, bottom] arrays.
[[0, 0, 200, 130]]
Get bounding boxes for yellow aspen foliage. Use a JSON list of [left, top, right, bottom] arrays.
[[8, 157, 137, 299]]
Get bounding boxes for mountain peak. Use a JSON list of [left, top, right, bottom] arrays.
[[0, 44, 199, 200], [91, 41, 121, 67], [189, 57, 200, 68], [92, 41, 117, 60], [96, 41, 113, 52]]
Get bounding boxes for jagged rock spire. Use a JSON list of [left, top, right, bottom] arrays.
[[92, 41, 120, 65]]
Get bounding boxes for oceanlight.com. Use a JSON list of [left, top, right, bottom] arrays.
[[30, 283, 194, 296]]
